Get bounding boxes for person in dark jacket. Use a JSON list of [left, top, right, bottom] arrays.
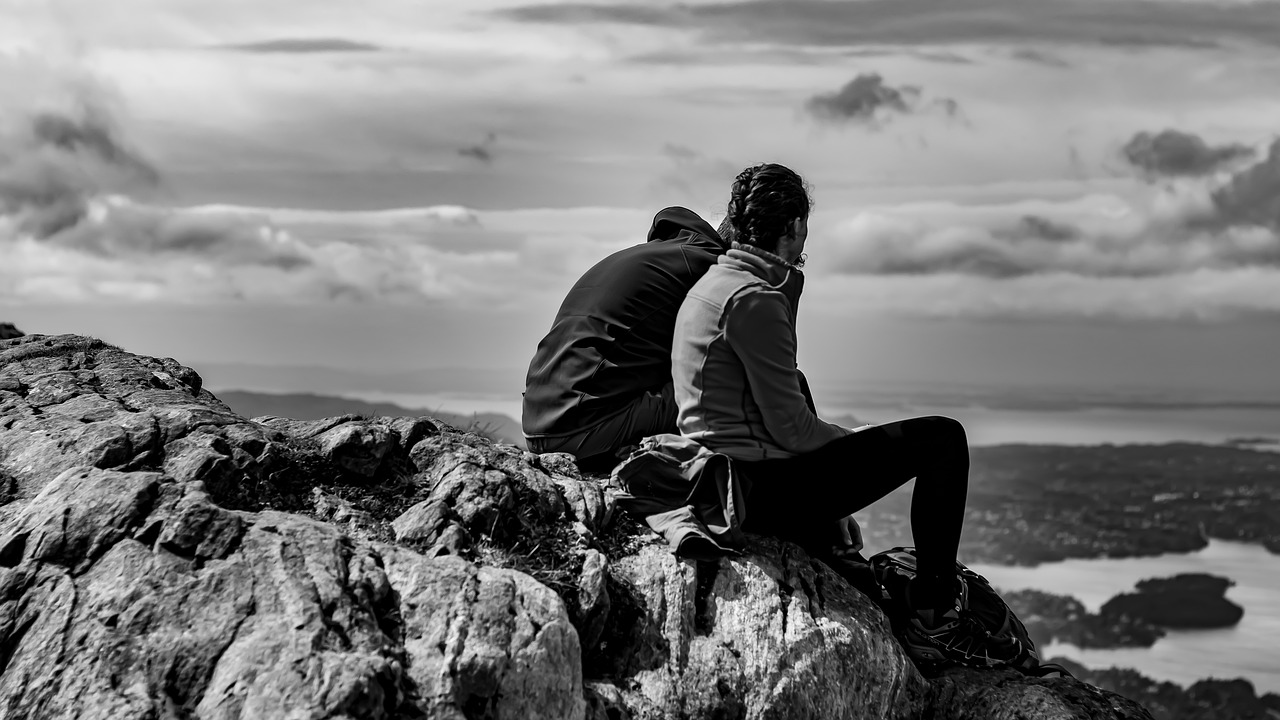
[[523, 207, 728, 470]]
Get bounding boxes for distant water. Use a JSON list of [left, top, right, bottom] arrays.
[[342, 391, 525, 423], [359, 391, 1280, 450], [971, 540, 1280, 693], [825, 403, 1280, 449]]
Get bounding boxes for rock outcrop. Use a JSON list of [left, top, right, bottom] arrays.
[[0, 324, 21, 340], [0, 335, 1155, 720]]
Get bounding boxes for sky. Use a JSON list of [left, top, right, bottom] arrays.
[[2, 0, 1280, 418]]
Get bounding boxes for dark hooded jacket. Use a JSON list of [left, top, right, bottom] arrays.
[[523, 207, 727, 438]]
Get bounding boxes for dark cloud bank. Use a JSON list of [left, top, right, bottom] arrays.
[[501, 0, 1280, 49], [1123, 130, 1255, 178], [1212, 140, 1280, 232], [217, 38, 385, 53], [1120, 128, 1277, 232], [458, 133, 498, 164], [830, 131, 1280, 278], [0, 106, 310, 269], [0, 106, 159, 238], [805, 73, 958, 125]]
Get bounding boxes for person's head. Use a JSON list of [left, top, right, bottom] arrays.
[[722, 163, 811, 266]]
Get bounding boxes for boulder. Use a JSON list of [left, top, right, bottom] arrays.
[[0, 335, 1155, 719], [587, 539, 935, 718], [377, 544, 586, 720]]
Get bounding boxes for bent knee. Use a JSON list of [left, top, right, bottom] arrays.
[[911, 415, 968, 448]]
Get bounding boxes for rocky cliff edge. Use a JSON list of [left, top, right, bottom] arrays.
[[0, 335, 1153, 720]]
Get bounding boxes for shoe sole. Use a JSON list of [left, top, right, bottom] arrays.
[[900, 628, 1021, 668]]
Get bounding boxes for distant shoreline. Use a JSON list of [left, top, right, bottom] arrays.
[[213, 387, 1280, 453], [973, 539, 1280, 698], [973, 536, 1280, 571], [214, 388, 526, 448]]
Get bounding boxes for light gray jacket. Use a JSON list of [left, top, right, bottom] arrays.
[[672, 245, 850, 461]]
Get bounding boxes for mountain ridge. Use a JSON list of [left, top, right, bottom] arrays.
[[216, 388, 525, 448]]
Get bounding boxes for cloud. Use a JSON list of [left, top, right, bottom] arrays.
[[0, 78, 651, 308], [806, 267, 1280, 322], [814, 159, 1280, 279], [804, 73, 958, 126], [933, 97, 962, 120], [1007, 48, 1071, 68], [7, 189, 1278, 321], [499, 0, 1280, 50], [217, 39, 385, 53], [1, 200, 476, 304], [48, 199, 314, 270], [805, 140, 1280, 283], [30, 112, 160, 184], [1005, 215, 1080, 243], [1123, 129, 1255, 178], [1, 194, 652, 307], [500, 4, 682, 26], [1211, 138, 1280, 231], [909, 50, 974, 66], [0, 91, 311, 276], [821, 208, 1276, 278], [0, 104, 160, 240], [458, 133, 498, 164], [628, 45, 975, 67], [806, 74, 915, 123], [0, 101, 427, 300], [648, 143, 738, 203]]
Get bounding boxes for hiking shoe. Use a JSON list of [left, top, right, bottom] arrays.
[[901, 582, 1024, 667]]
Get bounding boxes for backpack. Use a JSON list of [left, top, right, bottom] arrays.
[[867, 546, 1072, 677]]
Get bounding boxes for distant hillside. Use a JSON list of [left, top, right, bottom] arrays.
[[217, 390, 524, 448], [213, 390, 866, 453], [857, 442, 1280, 565]]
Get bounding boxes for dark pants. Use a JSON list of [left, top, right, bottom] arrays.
[[527, 384, 678, 472], [737, 415, 968, 606]]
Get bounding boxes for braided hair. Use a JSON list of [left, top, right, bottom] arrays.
[[723, 163, 811, 254]]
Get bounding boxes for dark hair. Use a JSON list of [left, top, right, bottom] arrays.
[[724, 163, 811, 253]]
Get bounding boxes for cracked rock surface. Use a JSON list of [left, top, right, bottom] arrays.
[[0, 335, 1153, 720]]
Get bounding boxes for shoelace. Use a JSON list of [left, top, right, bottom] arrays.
[[958, 613, 996, 640]]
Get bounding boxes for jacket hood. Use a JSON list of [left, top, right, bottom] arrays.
[[718, 247, 805, 311], [647, 207, 727, 250]]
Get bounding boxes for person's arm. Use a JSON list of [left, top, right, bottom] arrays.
[[724, 290, 849, 454], [797, 369, 817, 414]]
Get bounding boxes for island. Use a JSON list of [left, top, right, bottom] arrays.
[[1003, 589, 1164, 649], [1050, 660, 1280, 720], [999, 574, 1243, 653], [1222, 436, 1280, 450], [1101, 573, 1245, 629]]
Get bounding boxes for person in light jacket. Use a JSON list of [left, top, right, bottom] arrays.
[[670, 162, 1021, 666]]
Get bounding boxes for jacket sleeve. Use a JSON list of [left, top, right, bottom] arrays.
[[797, 369, 817, 414], [724, 289, 850, 454]]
